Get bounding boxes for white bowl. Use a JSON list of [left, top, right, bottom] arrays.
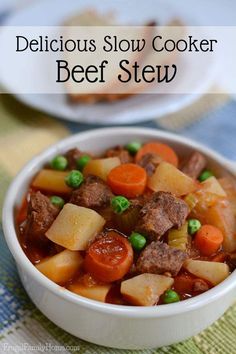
[[2, 127, 236, 350]]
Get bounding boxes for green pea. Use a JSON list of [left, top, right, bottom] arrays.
[[65, 170, 84, 188], [50, 196, 65, 209], [50, 155, 68, 171], [76, 155, 91, 171], [198, 170, 214, 182], [111, 196, 130, 214], [188, 219, 201, 235], [125, 141, 142, 155], [129, 232, 146, 251], [163, 289, 180, 304]]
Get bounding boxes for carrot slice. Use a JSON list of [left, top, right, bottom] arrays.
[[195, 225, 224, 256], [107, 163, 147, 198], [174, 274, 194, 295], [135, 142, 179, 167], [84, 231, 133, 282]]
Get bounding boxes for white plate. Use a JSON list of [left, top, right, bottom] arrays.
[[0, 0, 217, 124]]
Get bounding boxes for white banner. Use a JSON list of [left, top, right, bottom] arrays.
[[0, 25, 235, 95]]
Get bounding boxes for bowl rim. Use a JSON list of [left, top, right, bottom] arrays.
[[2, 127, 236, 318]]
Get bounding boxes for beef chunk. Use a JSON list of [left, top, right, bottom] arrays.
[[181, 152, 207, 179], [65, 148, 87, 169], [106, 146, 133, 164], [130, 194, 150, 209], [25, 192, 59, 242], [70, 175, 114, 209], [136, 241, 187, 276], [136, 192, 189, 241], [137, 153, 162, 176], [186, 241, 200, 259]]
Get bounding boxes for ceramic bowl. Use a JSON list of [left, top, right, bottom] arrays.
[[2, 127, 236, 349]]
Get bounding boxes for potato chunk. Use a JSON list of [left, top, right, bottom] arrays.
[[121, 273, 174, 306], [197, 200, 236, 253], [184, 259, 229, 285], [83, 157, 120, 181], [32, 169, 71, 194], [46, 203, 105, 250], [219, 176, 236, 216], [36, 249, 83, 284], [148, 162, 198, 196], [69, 282, 111, 302], [201, 176, 226, 197]]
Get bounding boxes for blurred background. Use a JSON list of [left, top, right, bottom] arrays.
[[1, 0, 236, 24]]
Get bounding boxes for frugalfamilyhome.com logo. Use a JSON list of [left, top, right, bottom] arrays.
[[2, 342, 81, 352]]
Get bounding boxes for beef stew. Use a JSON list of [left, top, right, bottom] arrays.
[[16, 141, 236, 306]]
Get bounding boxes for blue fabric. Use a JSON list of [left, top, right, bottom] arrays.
[[0, 231, 30, 331], [64, 100, 236, 161], [180, 101, 236, 161]]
